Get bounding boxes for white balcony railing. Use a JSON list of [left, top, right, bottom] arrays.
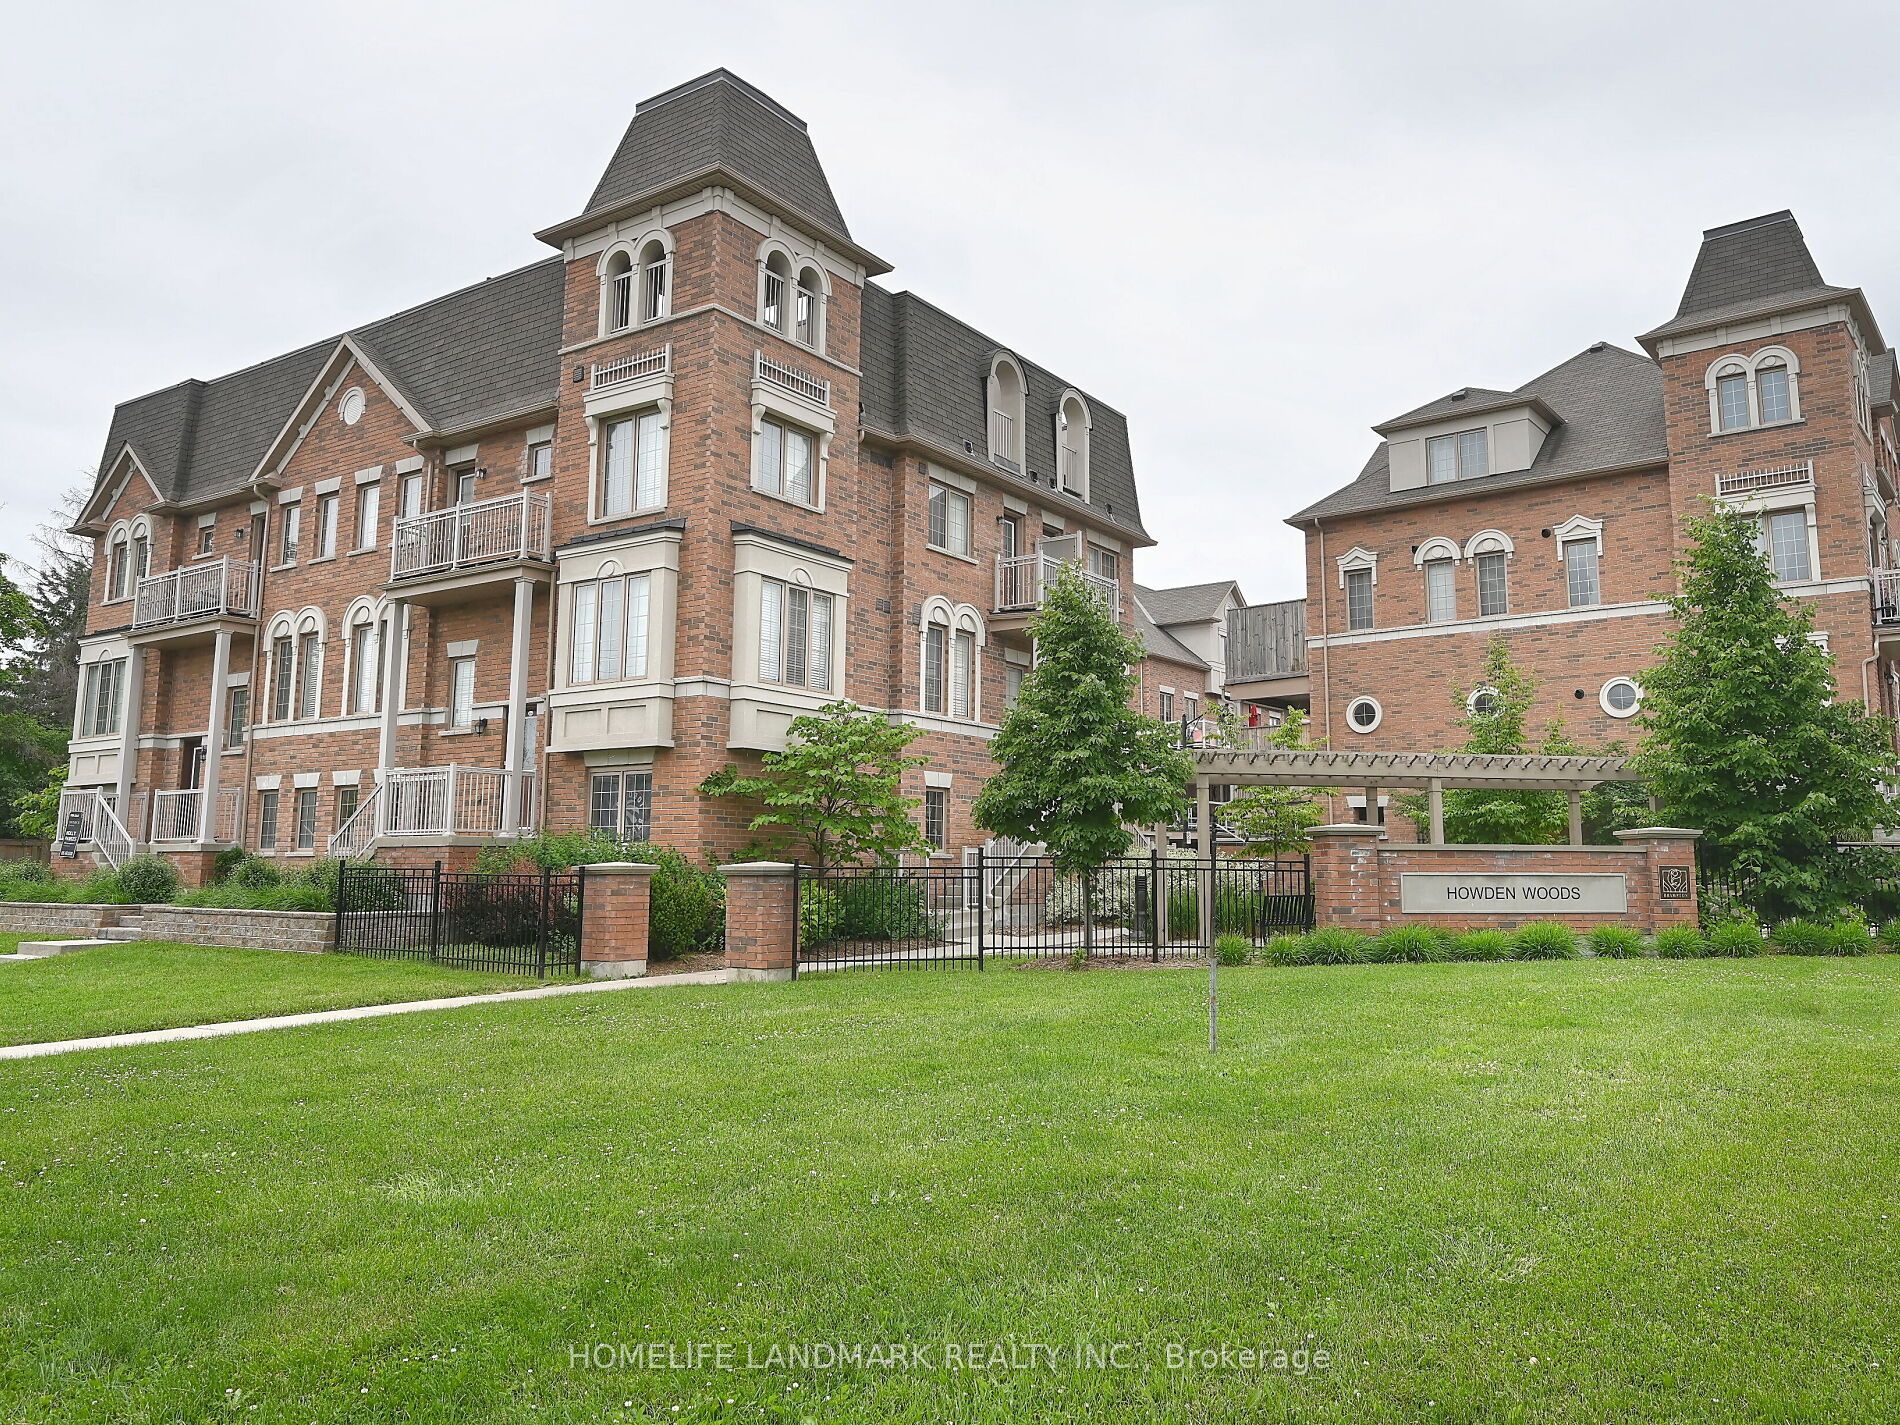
[[1875, 568, 1900, 626], [1715, 461, 1815, 499], [381, 766, 540, 839], [132, 558, 259, 630], [148, 787, 241, 844], [755, 350, 830, 408], [56, 788, 135, 868], [390, 491, 552, 581], [591, 344, 669, 390], [994, 553, 1122, 619]]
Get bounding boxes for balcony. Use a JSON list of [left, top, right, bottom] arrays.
[[388, 491, 552, 599], [330, 765, 541, 857], [149, 787, 241, 845], [591, 344, 669, 392], [1875, 570, 1900, 636], [1714, 461, 1814, 500], [131, 558, 259, 638], [994, 552, 1121, 622], [754, 350, 830, 409]]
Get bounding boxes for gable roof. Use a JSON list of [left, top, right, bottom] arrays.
[[1133, 598, 1206, 668], [539, 70, 881, 271], [83, 259, 563, 522], [1639, 210, 1879, 350], [1288, 342, 1668, 525], [1133, 580, 1243, 626], [860, 283, 1149, 543]]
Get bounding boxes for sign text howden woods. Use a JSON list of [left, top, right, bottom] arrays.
[[1399, 872, 1628, 915]]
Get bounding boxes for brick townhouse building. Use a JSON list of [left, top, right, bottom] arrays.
[[1268, 210, 1900, 834], [59, 69, 1158, 879]]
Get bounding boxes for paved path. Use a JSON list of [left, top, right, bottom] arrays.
[[0, 968, 734, 1062]]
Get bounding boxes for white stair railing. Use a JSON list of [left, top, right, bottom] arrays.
[[56, 788, 136, 869], [328, 783, 382, 859]]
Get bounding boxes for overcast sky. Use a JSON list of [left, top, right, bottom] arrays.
[[5, 0, 1898, 602]]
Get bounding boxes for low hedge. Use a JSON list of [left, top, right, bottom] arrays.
[[1245, 917, 1824, 968]]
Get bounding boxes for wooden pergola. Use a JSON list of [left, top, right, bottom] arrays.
[[1190, 747, 1644, 850]]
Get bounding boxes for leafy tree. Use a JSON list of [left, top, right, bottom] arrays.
[[1396, 637, 1578, 844], [15, 486, 91, 731], [700, 701, 927, 869], [974, 564, 1194, 874], [1636, 506, 1900, 917], [12, 762, 65, 841], [1215, 707, 1328, 855]]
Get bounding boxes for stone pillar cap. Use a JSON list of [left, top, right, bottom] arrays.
[[1309, 823, 1383, 838], [719, 860, 798, 875], [583, 860, 657, 875], [1613, 827, 1702, 841]]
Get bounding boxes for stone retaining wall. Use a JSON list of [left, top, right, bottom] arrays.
[[136, 907, 335, 953], [0, 902, 126, 935]]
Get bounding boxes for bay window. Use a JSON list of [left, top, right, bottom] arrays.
[[759, 578, 833, 692], [568, 573, 651, 685], [79, 658, 126, 738]]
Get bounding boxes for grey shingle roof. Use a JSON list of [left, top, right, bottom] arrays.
[[1134, 600, 1205, 668], [1133, 580, 1242, 627], [575, 70, 850, 244], [1870, 352, 1897, 415], [1374, 386, 1517, 433], [90, 259, 563, 513], [1287, 343, 1668, 525], [1640, 211, 1859, 345], [860, 283, 1148, 543]]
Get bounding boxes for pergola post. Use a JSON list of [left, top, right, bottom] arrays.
[[1428, 778, 1445, 844], [1568, 791, 1584, 846], [1196, 776, 1214, 947], [1363, 785, 1379, 833]]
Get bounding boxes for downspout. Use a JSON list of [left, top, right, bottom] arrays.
[[241, 481, 273, 847]]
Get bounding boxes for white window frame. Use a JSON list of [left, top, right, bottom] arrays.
[[589, 768, 654, 842], [1705, 346, 1803, 434], [927, 482, 973, 558], [596, 407, 667, 519], [449, 657, 476, 729], [754, 413, 822, 510], [987, 354, 1027, 471], [314, 492, 339, 559], [758, 578, 836, 694], [1600, 677, 1642, 719], [354, 480, 380, 552], [567, 569, 652, 687], [1057, 390, 1091, 501], [1345, 695, 1383, 734], [919, 598, 986, 722]]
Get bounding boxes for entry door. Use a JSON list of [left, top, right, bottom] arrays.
[[182, 740, 206, 790]]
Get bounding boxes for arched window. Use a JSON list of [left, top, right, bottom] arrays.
[[107, 527, 132, 601], [987, 355, 1026, 471], [759, 248, 793, 334], [1414, 537, 1460, 624], [920, 598, 984, 721], [341, 600, 382, 716], [794, 265, 825, 352], [602, 249, 634, 335], [1705, 346, 1802, 432], [637, 237, 670, 324], [266, 615, 296, 722], [294, 610, 324, 722], [130, 520, 150, 589], [1057, 391, 1090, 499], [1465, 531, 1513, 617]]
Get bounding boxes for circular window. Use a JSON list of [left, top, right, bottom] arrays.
[[339, 388, 366, 426], [1346, 696, 1383, 734], [1600, 678, 1642, 718], [1466, 686, 1500, 717]]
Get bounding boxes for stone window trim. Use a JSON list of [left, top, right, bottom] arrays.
[[1704, 345, 1803, 434], [103, 516, 154, 603], [919, 596, 986, 722], [1345, 695, 1384, 734], [338, 596, 387, 718], [1461, 529, 1515, 562], [730, 531, 850, 704], [265, 607, 327, 725], [1335, 545, 1378, 587], [597, 228, 674, 337], [1551, 515, 1603, 559], [1600, 677, 1643, 719], [1410, 536, 1462, 567], [553, 525, 681, 699], [756, 238, 830, 355], [1465, 685, 1500, 717]]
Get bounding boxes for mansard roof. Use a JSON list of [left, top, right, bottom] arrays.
[[860, 283, 1149, 544], [1639, 210, 1880, 351], [539, 69, 884, 272], [1288, 342, 1667, 525], [84, 260, 563, 521]]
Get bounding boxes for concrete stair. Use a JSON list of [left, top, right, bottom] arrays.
[[9, 938, 118, 958], [96, 911, 148, 942]]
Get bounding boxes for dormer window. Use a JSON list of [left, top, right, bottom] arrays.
[[1058, 392, 1091, 499], [987, 355, 1026, 472], [1426, 428, 1488, 483]]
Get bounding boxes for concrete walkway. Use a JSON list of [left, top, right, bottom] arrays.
[[0, 967, 734, 1062]]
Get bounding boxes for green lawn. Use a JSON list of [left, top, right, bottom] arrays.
[[2, 959, 1897, 1423], [0, 942, 535, 1046]]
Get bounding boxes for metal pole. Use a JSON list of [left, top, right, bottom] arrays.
[[429, 858, 443, 962], [333, 859, 346, 950], [1151, 845, 1162, 961], [537, 865, 551, 977], [791, 862, 801, 981], [1198, 777, 1217, 1054], [975, 847, 985, 971]]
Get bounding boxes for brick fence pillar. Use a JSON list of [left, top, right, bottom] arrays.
[[1614, 827, 1703, 930], [1309, 824, 1384, 932], [721, 862, 798, 982], [579, 862, 654, 979]]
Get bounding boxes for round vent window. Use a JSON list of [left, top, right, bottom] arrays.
[[1346, 696, 1383, 734], [1600, 678, 1642, 718], [339, 388, 366, 426], [1466, 686, 1500, 717]]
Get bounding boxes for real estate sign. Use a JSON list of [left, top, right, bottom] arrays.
[[1399, 872, 1628, 915]]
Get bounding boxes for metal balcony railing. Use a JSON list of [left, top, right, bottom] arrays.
[[390, 491, 552, 580], [591, 344, 669, 390], [380, 766, 540, 839], [994, 553, 1122, 619], [754, 350, 830, 407], [1715, 461, 1815, 499], [148, 787, 241, 844], [132, 558, 259, 630], [1874, 568, 1900, 626]]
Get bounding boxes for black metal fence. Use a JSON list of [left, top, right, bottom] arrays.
[[1701, 844, 1900, 927], [794, 853, 1312, 975], [335, 860, 584, 976]]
